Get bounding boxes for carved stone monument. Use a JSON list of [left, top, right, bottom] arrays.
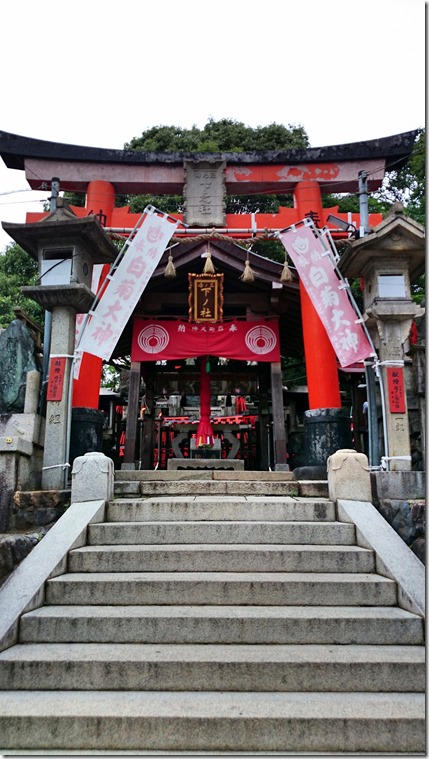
[[0, 320, 38, 414], [184, 160, 226, 227]]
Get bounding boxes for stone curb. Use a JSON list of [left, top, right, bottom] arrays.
[[0, 500, 105, 653], [336, 499, 425, 618]]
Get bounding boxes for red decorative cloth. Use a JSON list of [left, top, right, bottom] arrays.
[[196, 358, 214, 447]]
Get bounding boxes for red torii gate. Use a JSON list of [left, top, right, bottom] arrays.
[[0, 130, 417, 413]]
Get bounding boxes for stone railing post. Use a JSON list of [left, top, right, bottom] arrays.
[[327, 448, 372, 503], [71, 452, 114, 503]]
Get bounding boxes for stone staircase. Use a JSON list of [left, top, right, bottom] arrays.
[[0, 471, 425, 753]]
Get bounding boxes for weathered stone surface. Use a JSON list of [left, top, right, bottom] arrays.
[[411, 537, 425, 563], [0, 532, 44, 583], [377, 498, 425, 550], [0, 539, 13, 576], [292, 465, 327, 481], [371, 470, 425, 500], [337, 499, 425, 616], [327, 449, 372, 502], [304, 408, 352, 467], [11, 490, 70, 532], [0, 321, 38, 414], [0, 500, 105, 651], [71, 452, 114, 503]]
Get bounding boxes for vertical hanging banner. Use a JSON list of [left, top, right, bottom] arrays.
[[279, 221, 373, 367], [77, 212, 178, 361]]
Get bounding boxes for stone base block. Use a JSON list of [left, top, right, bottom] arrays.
[[292, 465, 327, 481], [167, 458, 244, 471], [71, 453, 114, 503], [327, 449, 372, 502]]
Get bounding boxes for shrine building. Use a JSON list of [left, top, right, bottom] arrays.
[[0, 129, 421, 476]]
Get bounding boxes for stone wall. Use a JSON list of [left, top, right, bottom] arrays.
[[0, 489, 71, 584], [375, 498, 425, 563], [371, 471, 425, 564], [10, 490, 71, 533]]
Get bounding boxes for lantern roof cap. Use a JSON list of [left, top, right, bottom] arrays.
[[338, 204, 425, 281], [2, 199, 117, 264]]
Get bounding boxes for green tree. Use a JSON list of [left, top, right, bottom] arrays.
[[0, 243, 44, 329], [376, 128, 425, 226], [125, 118, 309, 217]]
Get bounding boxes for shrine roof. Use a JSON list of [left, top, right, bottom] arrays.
[[0, 129, 418, 171]]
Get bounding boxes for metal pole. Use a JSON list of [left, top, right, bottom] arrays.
[[40, 178, 60, 414], [364, 361, 380, 467], [358, 171, 370, 237]]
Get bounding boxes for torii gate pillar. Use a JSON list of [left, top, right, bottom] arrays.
[[72, 181, 114, 408], [294, 180, 342, 410]]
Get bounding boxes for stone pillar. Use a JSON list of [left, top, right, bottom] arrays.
[[123, 361, 141, 469], [375, 321, 413, 471], [42, 306, 76, 490], [24, 370, 40, 414], [270, 361, 288, 470]]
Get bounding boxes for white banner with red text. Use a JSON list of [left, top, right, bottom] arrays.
[[279, 221, 373, 367], [77, 211, 178, 362]]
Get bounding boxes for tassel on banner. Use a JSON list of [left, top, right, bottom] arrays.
[[163, 253, 176, 278], [203, 243, 216, 274], [280, 256, 293, 282], [240, 258, 255, 283]]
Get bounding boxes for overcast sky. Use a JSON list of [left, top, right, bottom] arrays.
[[0, 0, 425, 251]]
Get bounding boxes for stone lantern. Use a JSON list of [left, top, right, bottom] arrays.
[[2, 200, 117, 489], [339, 203, 425, 471]]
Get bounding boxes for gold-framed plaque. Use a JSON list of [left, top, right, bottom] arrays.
[[188, 273, 224, 322]]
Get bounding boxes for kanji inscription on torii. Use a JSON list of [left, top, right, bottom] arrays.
[[184, 160, 226, 226], [188, 273, 224, 322]]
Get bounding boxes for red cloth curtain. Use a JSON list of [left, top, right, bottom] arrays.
[[196, 357, 214, 447]]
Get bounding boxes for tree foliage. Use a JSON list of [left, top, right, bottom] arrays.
[[125, 118, 309, 154], [0, 243, 44, 329], [125, 118, 309, 218]]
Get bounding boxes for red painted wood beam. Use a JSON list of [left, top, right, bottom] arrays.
[[23, 157, 385, 194], [27, 205, 383, 239]]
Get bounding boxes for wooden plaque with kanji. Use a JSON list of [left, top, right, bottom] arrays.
[[188, 273, 224, 322]]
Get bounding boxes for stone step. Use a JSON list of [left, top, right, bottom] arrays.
[[106, 497, 336, 522], [0, 690, 424, 752], [116, 471, 298, 481], [115, 480, 328, 498], [87, 520, 356, 546], [68, 544, 375, 574], [0, 643, 424, 693], [19, 605, 424, 645], [44, 572, 397, 607]]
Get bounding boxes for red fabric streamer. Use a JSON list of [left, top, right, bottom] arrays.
[[196, 358, 214, 447]]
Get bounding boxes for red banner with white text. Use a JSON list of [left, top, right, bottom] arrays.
[[131, 318, 281, 362]]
